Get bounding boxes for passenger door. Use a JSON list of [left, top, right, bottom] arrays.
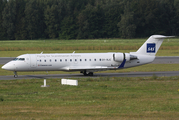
[[30, 54, 37, 68]]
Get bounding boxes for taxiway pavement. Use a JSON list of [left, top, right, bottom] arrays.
[[0, 71, 179, 80]]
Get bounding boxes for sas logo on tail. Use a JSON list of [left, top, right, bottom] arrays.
[[147, 43, 156, 53]]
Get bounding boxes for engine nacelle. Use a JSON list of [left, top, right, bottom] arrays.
[[125, 53, 130, 61], [113, 53, 131, 62], [113, 53, 124, 62]]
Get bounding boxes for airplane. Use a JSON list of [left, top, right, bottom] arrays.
[[1, 35, 174, 78]]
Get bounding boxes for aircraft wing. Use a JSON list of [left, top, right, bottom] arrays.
[[61, 66, 118, 71]]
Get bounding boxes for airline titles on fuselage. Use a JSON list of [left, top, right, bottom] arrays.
[[36, 54, 112, 67]]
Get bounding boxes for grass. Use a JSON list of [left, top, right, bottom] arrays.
[[0, 38, 146, 48], [1, 49, 179, 57], [0, 38, 179, 57], [0, 76, 179, 119], [0, 38, 179, 119]]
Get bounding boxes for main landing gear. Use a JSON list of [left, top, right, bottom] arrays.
[[81, 71, 93, 76], [14, 71, 18, 78]]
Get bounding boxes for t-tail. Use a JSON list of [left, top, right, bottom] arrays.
[[135, 35, 175, 56], [125, 35, 175, 68]]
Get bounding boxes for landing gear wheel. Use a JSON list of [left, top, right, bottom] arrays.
[[13, 71, 18, 78], [88, 72, 93, 76], [14, 75, 18, 78], [82, 71, 93, 76], [83, 71, 87, 76]]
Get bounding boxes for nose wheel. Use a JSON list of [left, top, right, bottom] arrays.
[[14, 71, 18, 78]]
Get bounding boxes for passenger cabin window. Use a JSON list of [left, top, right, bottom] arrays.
[[55, 59, 57, 62]]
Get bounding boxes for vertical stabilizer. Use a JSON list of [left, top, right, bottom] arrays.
[[136, 35, 174, 56]]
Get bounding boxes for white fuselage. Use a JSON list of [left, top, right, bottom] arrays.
[[2, 52, 155, 72]]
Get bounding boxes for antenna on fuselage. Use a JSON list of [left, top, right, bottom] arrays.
[[41, 51, 43, 54], [73, 51, 75, 54]]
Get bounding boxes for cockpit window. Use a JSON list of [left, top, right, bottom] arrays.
[[19, 58, 25, 60], [13, 58, 25, 61], [13, 58, 18, 61]]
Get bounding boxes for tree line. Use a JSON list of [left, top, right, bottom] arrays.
[[0, 0, 179, 40]]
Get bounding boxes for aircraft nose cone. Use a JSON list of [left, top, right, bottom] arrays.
[[1, 63, 15, 71], [2, 64, 9, 70], [1, 64, 7, 70]]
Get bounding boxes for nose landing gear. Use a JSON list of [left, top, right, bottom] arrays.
[[14, 71, 18, 78]]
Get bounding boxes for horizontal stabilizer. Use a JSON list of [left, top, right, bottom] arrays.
[[152, 35, 175, 39]]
